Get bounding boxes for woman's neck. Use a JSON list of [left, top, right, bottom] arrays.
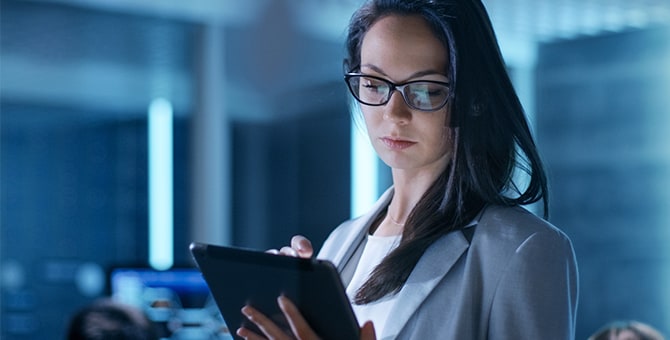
[[370, 169, 440, 236], [390, 168, 441, 215]]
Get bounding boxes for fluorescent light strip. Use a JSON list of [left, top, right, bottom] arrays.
[[148, 98, 174, 270], [350, 115, 378, 218]]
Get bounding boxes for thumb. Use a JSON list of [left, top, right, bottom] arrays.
[[360, 321, 376, 340]]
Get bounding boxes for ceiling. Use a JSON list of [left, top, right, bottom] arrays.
[[33, 0, 670, 43], [7, 0, 669, 117], [484, 0, 670, 41]]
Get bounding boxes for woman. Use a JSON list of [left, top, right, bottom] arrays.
[[238, 0, 579, 339]]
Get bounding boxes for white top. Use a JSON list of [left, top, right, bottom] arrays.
[[346, 234, 402, 335]]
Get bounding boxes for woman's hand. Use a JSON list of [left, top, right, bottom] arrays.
[[236, 296, 376, 340], [266, 235, 314, 258], [237, 296, 319, 340]]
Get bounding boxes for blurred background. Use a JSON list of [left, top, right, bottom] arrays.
[[1, 0, 669, 338]]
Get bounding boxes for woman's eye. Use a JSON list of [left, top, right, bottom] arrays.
[[362, 82, 386, 93], [413, 85, 446, 97], [428, 89, 445, 96]]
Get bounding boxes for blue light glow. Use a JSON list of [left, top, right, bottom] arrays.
[[350, 112, 378, 218], [148, 98, 174, 271]]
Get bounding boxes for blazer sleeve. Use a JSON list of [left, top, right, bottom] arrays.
[[488, 228, 579, 340]]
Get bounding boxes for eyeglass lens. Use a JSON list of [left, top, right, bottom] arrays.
[[347, 75, 449, 111]]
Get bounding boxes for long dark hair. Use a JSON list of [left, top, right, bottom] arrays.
[[344, 0, 549, 304]]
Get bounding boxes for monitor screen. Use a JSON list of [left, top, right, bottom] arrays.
[[109, 267, 232, 340]]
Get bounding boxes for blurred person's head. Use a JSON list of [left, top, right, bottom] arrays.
[[589, 320, 665, 340], [66, 298, 158, 340]]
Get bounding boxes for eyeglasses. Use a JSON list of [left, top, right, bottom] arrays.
[[344, 73, 451, 111]]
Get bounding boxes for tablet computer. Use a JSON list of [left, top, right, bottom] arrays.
[[189, 242, 360, 340]]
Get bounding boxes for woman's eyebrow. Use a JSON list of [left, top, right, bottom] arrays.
[[360, 64, 447, 80], [360, 64, 388, 76]]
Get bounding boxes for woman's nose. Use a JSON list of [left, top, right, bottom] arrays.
[[383, 90, 412, 123]]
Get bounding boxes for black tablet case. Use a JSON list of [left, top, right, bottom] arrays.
[[189, 242, 360, 340]]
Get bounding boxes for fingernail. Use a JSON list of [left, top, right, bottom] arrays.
[[236, 328, 246, 337], [241, 306, 252, 318], [277, 296, 288, 313]]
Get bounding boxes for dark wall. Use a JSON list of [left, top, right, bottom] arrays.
[[1, 97, 351, 339], [1, 102, 151, 338], [535, 26, 670, 338], [231, 86, 352, 252]]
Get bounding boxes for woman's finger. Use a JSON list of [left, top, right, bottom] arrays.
[[240, 305, 292, 340], [278, 295, 320, 340], [279, 246, 299, 257], [359, 321, 377, 340], [236, 326, 268, 340], [290, 235, 314, 258]]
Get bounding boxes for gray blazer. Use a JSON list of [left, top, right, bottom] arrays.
[[317, 188, 579, 340]]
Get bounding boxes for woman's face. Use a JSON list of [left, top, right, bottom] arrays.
[[359, 14, 452, 174]]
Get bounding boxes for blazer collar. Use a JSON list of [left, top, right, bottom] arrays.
[[380, 230, 470, 338], [329, 188, 396, 271]]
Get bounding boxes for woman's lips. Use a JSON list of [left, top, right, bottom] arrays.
[[380, 137, 416, 150]]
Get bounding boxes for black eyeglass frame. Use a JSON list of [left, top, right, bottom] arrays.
[[344, 73, 452, 112]]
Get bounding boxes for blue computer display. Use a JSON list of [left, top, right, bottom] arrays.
[[110, 268, 233, 340]]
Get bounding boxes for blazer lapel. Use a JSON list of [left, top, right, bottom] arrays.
[[327, 188, 395, 271], [328, 220, 367, 272], [379, 230, 470, 339]]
